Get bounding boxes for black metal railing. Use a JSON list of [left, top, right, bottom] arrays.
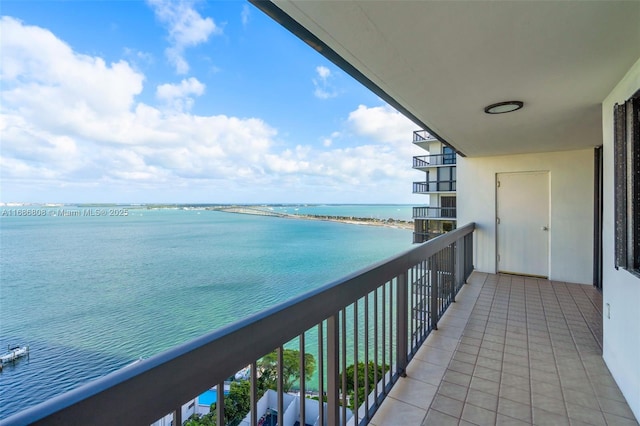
[[412, 231, 444, 244], [412, 154, 456, 168], [413, 180, 457, 193], [412, 130, 435, 143], [2, 224, 475, 426], [413, 206, 457, 219]]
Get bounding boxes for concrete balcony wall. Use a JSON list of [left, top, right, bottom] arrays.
[[457, 149, 594, 284], [602, 55, 640, 421]]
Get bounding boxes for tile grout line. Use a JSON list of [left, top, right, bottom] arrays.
[[422, 272, 491, 425]]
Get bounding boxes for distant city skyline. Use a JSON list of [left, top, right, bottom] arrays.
[[0, 1, 423, 204]]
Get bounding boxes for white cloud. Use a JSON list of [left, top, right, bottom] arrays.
[[156, 77, 206, 112], [313, 65, 339, 99], [241, 4, 250, 27], [317, 65, 331, 79], [0, 18, 421, 204], [147, 0, 221, 74], [348, 104, 421, 148], [322, 131, 341, 147]]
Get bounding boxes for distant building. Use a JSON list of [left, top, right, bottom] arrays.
[[412, 130, 457, 243], [238, 390, 353, 426]]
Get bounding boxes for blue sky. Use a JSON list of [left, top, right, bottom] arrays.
[[0, 1, 424, 204]]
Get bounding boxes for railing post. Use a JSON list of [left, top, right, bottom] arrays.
[[299, 334, 306, 426], [174, 406, 182, 426], [456, 238, 464, 290], [467, 233, 474, 279], [396, 273, 408, 377], [327, 314, 340, 426], [250, 362, 257, 426], [430, 256, 439, 331], [317, 323, 324, 426], [216, 381, 224, 426], [277, 347, 284, 426]]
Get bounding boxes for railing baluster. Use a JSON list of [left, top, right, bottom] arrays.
[[410, 266, 415, 350], [174, 406, 182, 426], [373, 288, 379, 402], [318, 322, 324, 426], [396, 272, 408, 378], [341, 308, 347, 425], [300, 333, 306, 426], [250, 361, 257, 426], [277, 346, 284, 426], [381, 283, 386, 394], [388, 279, 393, 381], [364, 293, 370, 421], [430, 255, 438, 331], [327, 314, 339, 426], [353, 300, 359, 423], [216, 381, 224, 426]]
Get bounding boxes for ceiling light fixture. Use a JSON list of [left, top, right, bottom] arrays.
[[484, 101, 524, 114]]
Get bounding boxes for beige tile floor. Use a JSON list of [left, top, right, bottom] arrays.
[[369, 272, 639, 426]]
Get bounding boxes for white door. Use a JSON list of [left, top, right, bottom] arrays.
[[497, 171, 550, 277]]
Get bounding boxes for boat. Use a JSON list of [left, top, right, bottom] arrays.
[[0, 345, 29, 365]]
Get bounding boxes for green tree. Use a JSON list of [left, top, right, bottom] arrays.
[[185, 412, 215, 426], [185, 380, 255, 426], [185, 350, 316, 425], [258, 349, 316, 392]]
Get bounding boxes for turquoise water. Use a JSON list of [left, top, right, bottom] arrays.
[[0, 206, 413, 419]]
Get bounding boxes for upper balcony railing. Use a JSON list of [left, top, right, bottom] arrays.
[[413, 180, 457, 193], [412, 130, 435, 143], [413, 206, 456, 219], [2, 224, 476, 426], [413, 231, 451, 244], [413, 154, 456, 168]]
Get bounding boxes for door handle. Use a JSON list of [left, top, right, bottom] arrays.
[[541, 226, 549, 231]]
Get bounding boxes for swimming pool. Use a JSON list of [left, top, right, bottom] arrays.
[[198, 389, 229, 406]]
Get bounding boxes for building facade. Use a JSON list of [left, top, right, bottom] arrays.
[[412, 130, 457, 243]]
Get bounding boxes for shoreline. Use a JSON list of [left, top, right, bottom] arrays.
[[211, 206, 414, 230], [291, 214, 413, 230]]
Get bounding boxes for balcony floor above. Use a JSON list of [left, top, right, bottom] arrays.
[[369, 272, 638, 426]]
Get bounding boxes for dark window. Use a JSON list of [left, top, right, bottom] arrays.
[[441, 196, 456, 218], [442, 146, 456, 165], [614, 91, 640, 274], [442, 221, 455, 232]]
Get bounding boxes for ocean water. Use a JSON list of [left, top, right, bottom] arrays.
[[0, 205, 413, 419]]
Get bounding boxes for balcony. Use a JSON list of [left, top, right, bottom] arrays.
[[4, 223, 637, 426], [370, 273, 638, 426], [2, 224, 476, 426], [413, 130, 436, 143], [413, 181, 457, 193], [413, 154, 457, 170], [413, 207, 456, 219]]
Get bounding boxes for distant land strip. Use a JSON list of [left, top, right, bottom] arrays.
[[212, 206, 413, 230]]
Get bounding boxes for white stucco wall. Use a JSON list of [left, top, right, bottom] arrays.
[[457, 149, 594, 284], [602, 56, 640, 420]]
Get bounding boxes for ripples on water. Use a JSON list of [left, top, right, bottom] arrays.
[[0, 206, 413, 418]]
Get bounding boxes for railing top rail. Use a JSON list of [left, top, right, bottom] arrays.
[[412, 130, 434, 142], [2, 223, 475, 426], [413, 180, 457, 184], [413, 153, 453, 159]]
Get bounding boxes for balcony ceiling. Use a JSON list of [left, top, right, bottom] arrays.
[[260, 1, 640, 157]]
